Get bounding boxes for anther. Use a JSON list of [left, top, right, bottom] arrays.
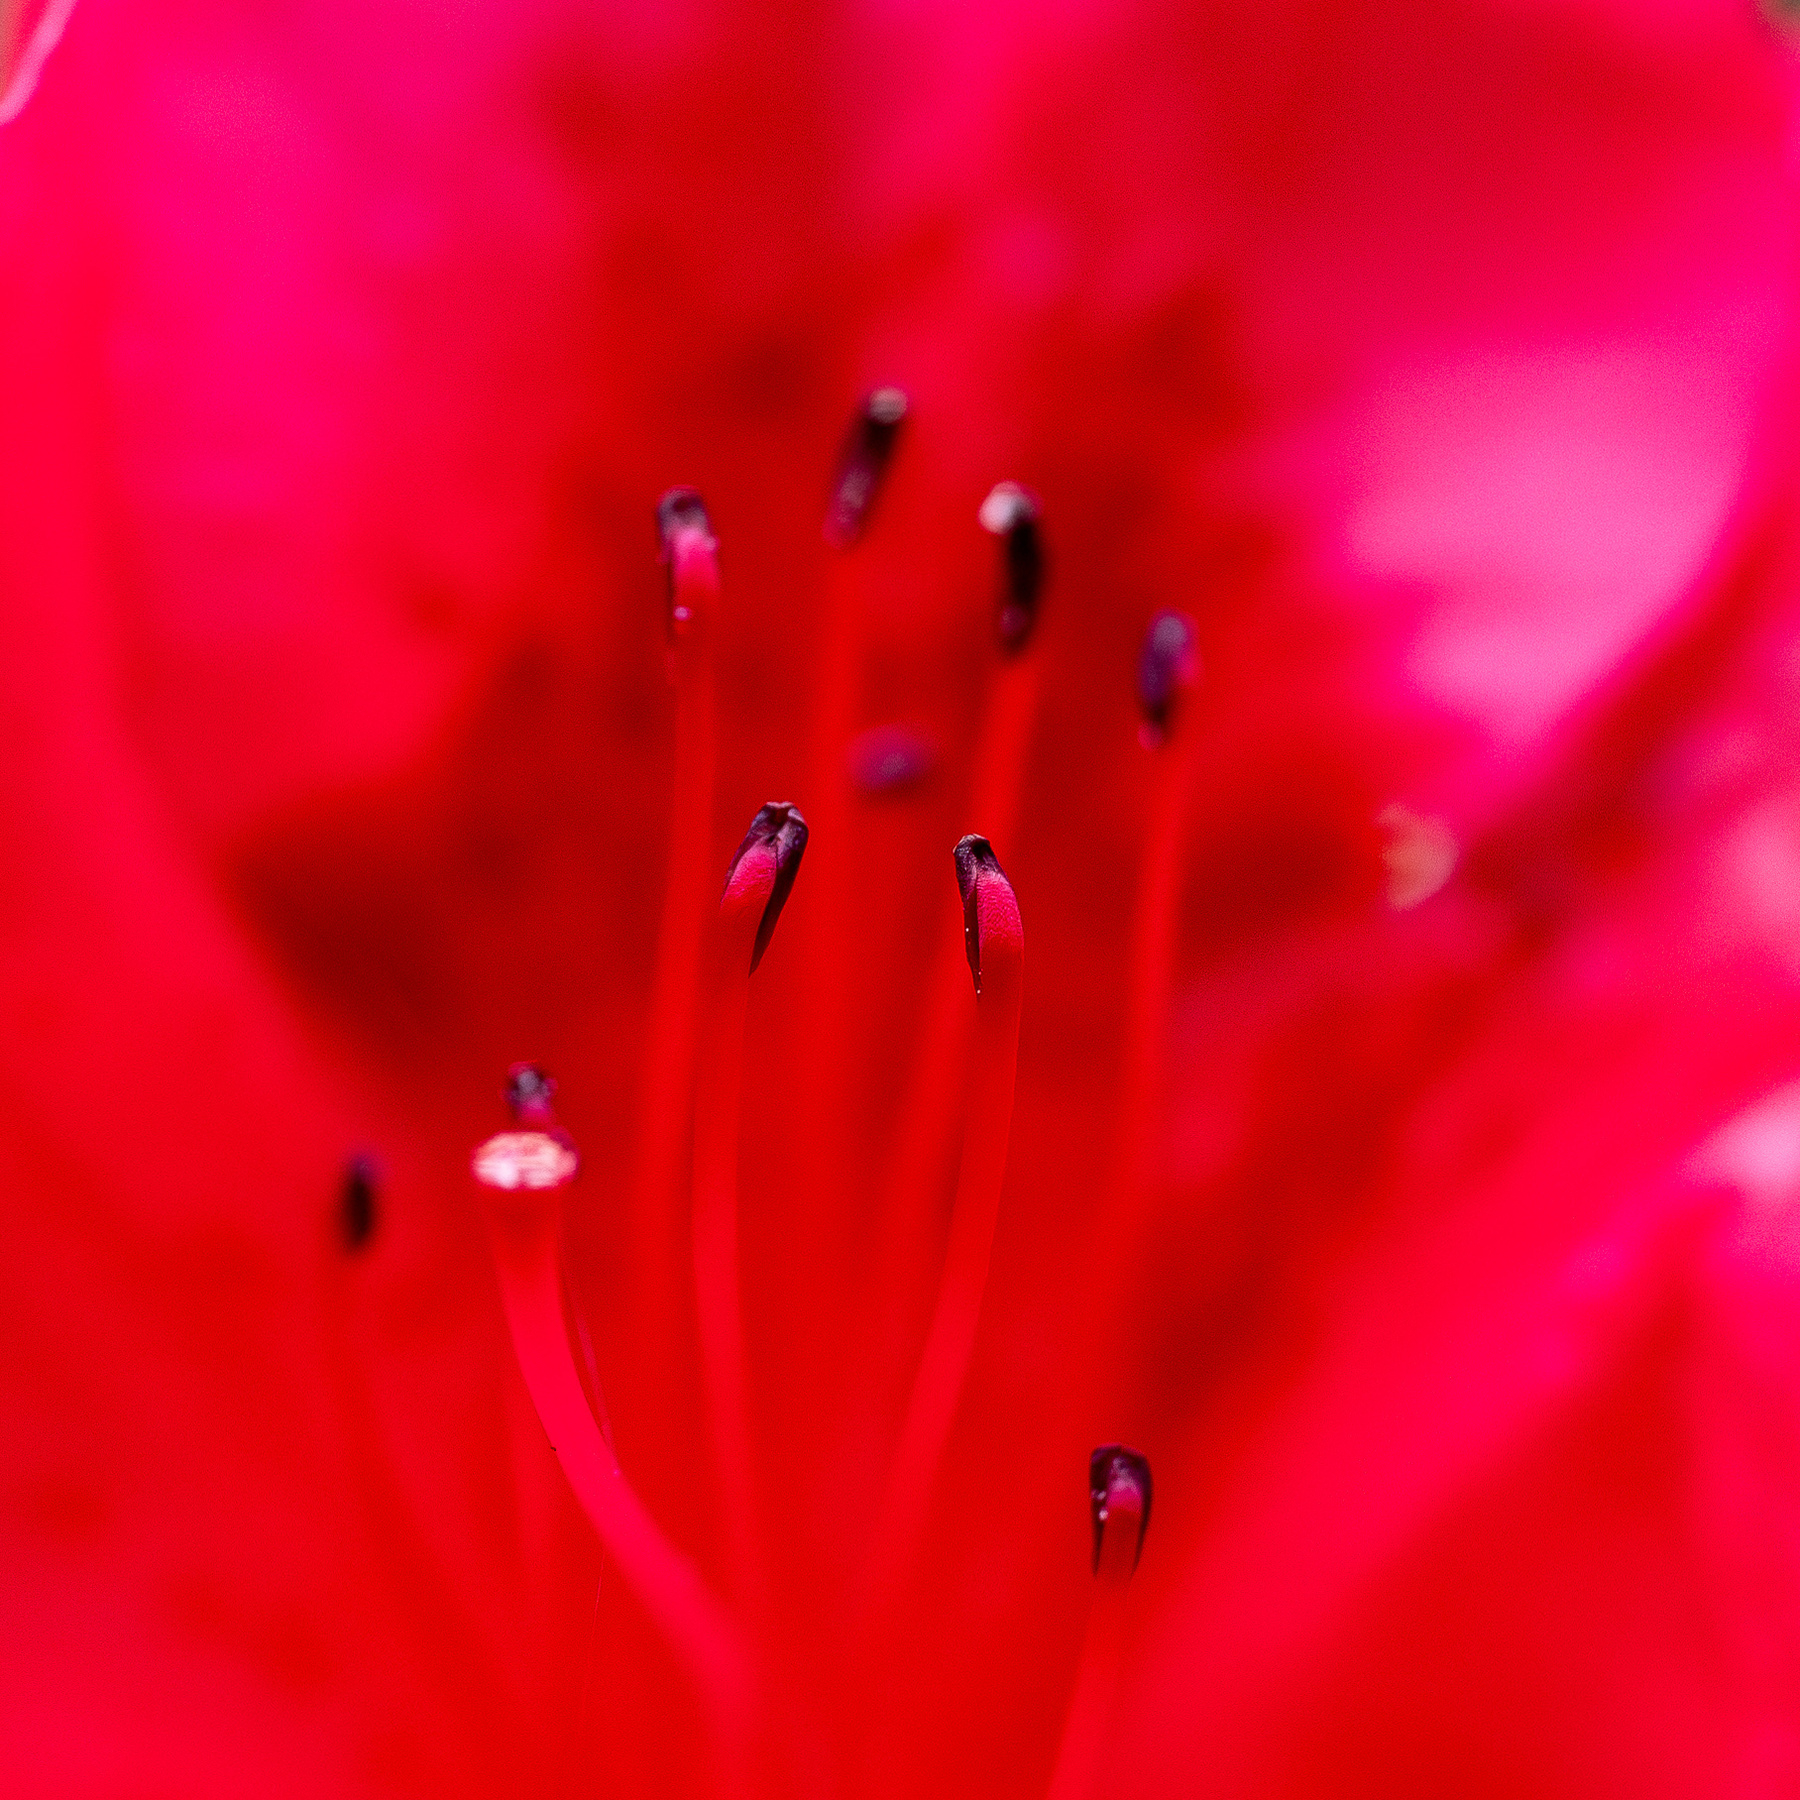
[[979, 482, 1046, 654], [474, 1063, 579, 1192], [1135, 611, 1200, 748], [824, 388, 909, 549], [693, 803, 811, 1603], [723, 801, 809, 974], [1088, 1446, 1152, 1576], [339, 1153, 378, 1251], [506, 1062, 556, 1120], [953, 833, 1012, 996], [657, 486, 718, 638]]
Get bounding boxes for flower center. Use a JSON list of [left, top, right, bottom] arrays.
[[456, 395, 1176, 1794]]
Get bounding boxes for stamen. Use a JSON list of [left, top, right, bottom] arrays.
[[1045, 1447, 1153, 1800], [1087, 1445, 1152, 1576], [473, 1063, 580, 1190], [726, 801, 808, 974], [627, 490, 722, 1357], [824, 388, 909, 551], [871, 492, 1049, 1353], [800, 395, 910, 1333], [693, 805, 808, 1601], [474, 1067, 747, 1728], [1135, 609, 1200, 750], [866, 836, 1024, 1607], [659, 487, 718, 636], [339, 1152, 378, 1251], [979, 481, 1046, 657]]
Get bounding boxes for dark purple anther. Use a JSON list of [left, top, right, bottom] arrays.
[[1089, 1444, 1153, 1574], [824, 388, 908, 549], [506, 1062, 558, 1124], [725, 802, 810, 974], [1135, 610, 1200, 746], [979, 482, 1046, 654], [340, 1154, 378, 1252], [954, 834, 1007, 996], [656, 486, 716, 635], [657, 486, 713, 554]]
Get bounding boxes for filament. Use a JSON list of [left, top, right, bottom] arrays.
[[1095, 615, 1202, 1308], [798, 394, 908, 1267], [321, 1167, 518, 1786], [1115, 734, 1195, 1212], [692, 807, 807, 1608], [692, 892, 762, 1605], [870, 487, 1046, 1402], [484, 1196, 747, 1727], [873, 654, 1042, 1345]]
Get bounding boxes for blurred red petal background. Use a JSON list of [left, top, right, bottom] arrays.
[[3, 0, 1800, 1794]]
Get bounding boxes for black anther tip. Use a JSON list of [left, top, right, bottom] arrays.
[[1136, 610, 1200, 743], [726, 802, 810, 974], [824, 388, 908, 549], [981, 484, 1045, 655], [340, 1154, 378, 1252], [506, 1063, 556, 1115], [953, 833, 1004, 995], [1089, 1445, 1153, 1574]]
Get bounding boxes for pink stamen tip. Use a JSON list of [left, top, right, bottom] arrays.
[[1088, 1445, 1153, 1576], [657, 488, 719, 641], [953, 834, 1021, 996], [722, 801, 809, 973]]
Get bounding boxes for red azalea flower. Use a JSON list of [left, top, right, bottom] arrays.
[[4, 1, 1800, 1795]]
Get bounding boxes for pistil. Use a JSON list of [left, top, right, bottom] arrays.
[[875, 488, 1047, 1309], [1110, 611, 1202, 1250]]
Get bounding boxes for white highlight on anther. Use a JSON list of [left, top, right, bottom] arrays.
[[979, 481, 1034, 536], [473, 1130, 579, 1192], [1377, 803, 1458, 909], [0, 0, 79, 126]]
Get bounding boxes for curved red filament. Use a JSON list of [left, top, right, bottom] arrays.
[[481, 1187, 748, 1735]]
